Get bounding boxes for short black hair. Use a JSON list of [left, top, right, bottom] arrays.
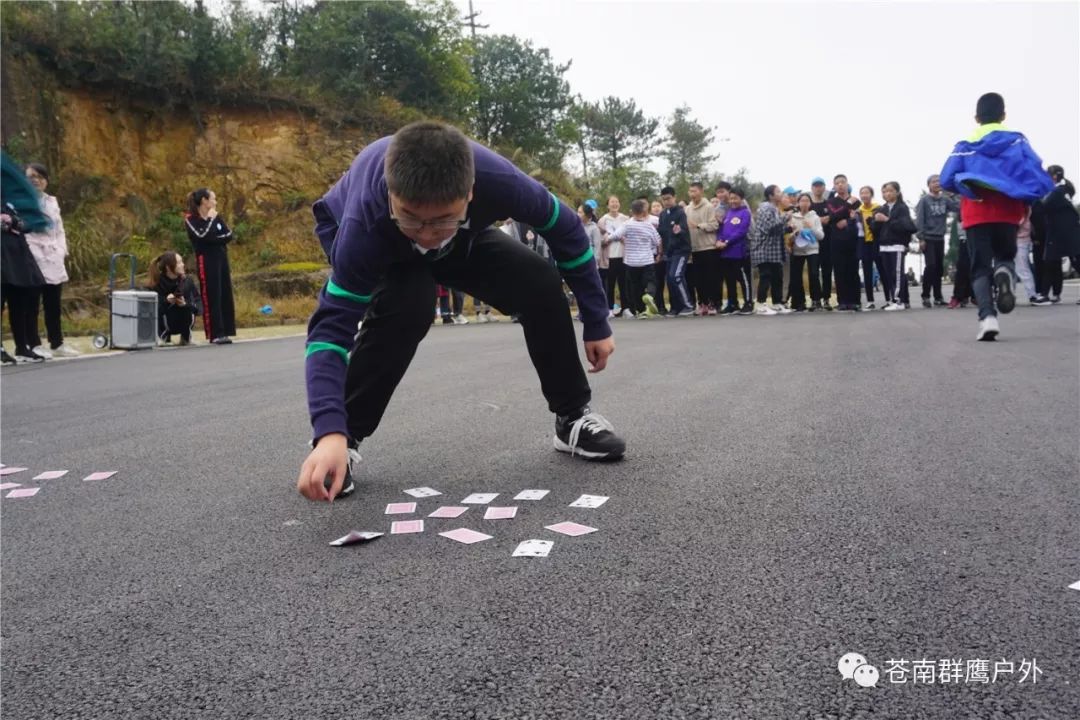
[[833, 173, 847, 182], [882, 181, 903, 203], [630, 199, 648, 215], [385, 121, 475, 205], [859, 185, 874, 197], [26, 163, 49, 182], [763, 184, 780, 202], [660, 186, 675, 196], [975, 93, 1005, 124], [728, 186, 745, 199], [690, 181, 703, 190], [715, 181, 732, 192], [635, 194, 650, 203]]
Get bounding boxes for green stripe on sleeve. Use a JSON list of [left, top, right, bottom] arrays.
[[327, 278, 372, 304], [305, 341, 350, 362], [536, 191, 560, 233], [557, 246, 595, 270]]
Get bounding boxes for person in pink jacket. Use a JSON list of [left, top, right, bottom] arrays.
[[24, 164, 80, 357]]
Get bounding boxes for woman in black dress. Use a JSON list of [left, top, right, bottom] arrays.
[[184, 188, 236, 343]]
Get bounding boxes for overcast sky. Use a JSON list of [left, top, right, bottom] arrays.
[[456, 0, 1079, 198]]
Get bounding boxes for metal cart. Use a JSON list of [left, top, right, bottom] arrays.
[[91, 253, 157, 350]]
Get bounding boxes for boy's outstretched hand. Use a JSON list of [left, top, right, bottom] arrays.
[[297, 433, 347, 502], [585, 337, 615, 373]]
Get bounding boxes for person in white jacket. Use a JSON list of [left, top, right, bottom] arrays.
[[787, 193, 825, 311], [24, 164, 79, 357]]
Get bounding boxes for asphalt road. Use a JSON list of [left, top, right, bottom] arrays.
[[2, 293, 1079, 719]]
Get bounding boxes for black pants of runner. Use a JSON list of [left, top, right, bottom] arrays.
[[1031, 240, 1045, 296], [691, 249, 722, 308], [921, 237, 945, 301], [953, 240, 973, 302], [605, 257, 627, 313], [343, 229, 592, 441], [789, 254, 821, 309], [833, 238, 861, 307], [625, 264, 656, 314], [722, 257, 752, 307], [756, 262, 782, 305], [1, 283, 40, 355], [26, 282, 65, 349], [653, 260, 668, 314], [818, 236, 833, 302], [195, 247, 236, 341]]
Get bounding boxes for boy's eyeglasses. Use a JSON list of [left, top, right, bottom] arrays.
[[391, 215, 468, 233]]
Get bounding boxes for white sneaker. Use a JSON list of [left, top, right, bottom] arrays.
[[774, 305, 793, 315], [756, 304, 777, 316], [452, 314, 469, 325], [476, 313, 489, 324], [976, 315, 1000, 341], [51, 343, 82, 357], [622, 311, 636, 319], [32, 345, 54, 359], [884, 302, 904, 312]]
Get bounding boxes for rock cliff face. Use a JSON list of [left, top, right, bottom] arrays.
[[2, 55, 375, 276]]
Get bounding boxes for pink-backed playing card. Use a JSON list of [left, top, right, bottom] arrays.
[[0, 467, 27, 476], [0, 483, 22, 491], [428, 506, 469, 518], [390, 520, 424, 535], [438, 528, 492, 544], [33, 470, 68, 481], [82, 471, 117, 482], [6, 487, 40, 498], [484, 506, 518, 520], [385, 502, 417, 515], [545, 521, 597, 537]]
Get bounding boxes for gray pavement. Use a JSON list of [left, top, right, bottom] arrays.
[[2, 295, 1079, 719]]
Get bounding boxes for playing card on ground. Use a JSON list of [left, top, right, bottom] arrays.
[[569, 494, 609, 509], [82, 471, 117, 482], [0, 483, 22, 491], [329, 531, 383, 547], [5, 488, 40, 498], [484, 506, 518, 520], [513, 539, 554, 557], [545, 521, 597, 537], [428, 506, 469, 518], [391, 520, 424, 534], [403, 487, 441, 498], [461, 493, 499, 504], [438, 528, 493, 544], [0, 467, 27, 476], [385, 502, 417, 514], [514, 489, 550, 501], [33, 471, 68, 481]]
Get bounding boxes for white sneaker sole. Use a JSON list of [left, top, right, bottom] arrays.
[[553, 436, 617, 460]]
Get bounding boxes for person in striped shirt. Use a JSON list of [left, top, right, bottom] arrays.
[[297, 122, 627, 502], [607, 199, 662, 318]]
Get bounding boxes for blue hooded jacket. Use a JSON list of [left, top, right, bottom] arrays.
[[939, 124, 1054, 202]]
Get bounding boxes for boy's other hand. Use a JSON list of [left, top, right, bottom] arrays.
[[297, 433, 347, 502], [585, 337, 615, 374]]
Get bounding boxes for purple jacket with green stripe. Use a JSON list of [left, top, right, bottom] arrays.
[[305, 136, 610, 440]]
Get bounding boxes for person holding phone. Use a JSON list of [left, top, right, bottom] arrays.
[[149, 251, 200, 345]]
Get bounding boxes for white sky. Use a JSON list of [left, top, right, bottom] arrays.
[[457, 0, 1080, 198]]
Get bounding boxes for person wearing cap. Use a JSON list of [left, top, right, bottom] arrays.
[[915, 174, 960, 307], [780, 185, 800, 305], [808, 177, 834, 309]]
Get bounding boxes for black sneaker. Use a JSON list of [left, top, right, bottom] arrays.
[[934, 299, 947, 307], [1, 348, 15, 365], [922, 298, 932, 308], [719, 305, 736, 316], [738, 303, 754, 315], [994, 267, 1016, 314], [554, 408, 625, 461], [15, 350, 46, 363]]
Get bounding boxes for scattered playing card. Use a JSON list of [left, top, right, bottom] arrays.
[[391, 520, 424, 534], [0, 483, 22, 491], [403, 487, 441, 498], [5, 487, 40, 499], [428, 506, 469, 518], [461, 493, 499, 504], [33, 470, 68, 481], [82, 471, 117, 482], [545, 521, 597, 537], [484, 506, 518, 520], [385, 502, 417, 515], [569, 494, 609, 509], [513, 539, 554, 557], [0, 467, 27, 476], [439, 528, 493, 544], [329, 530, 383, 547], [514, 489, 550, 501]]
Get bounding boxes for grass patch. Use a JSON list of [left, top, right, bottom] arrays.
[[273, 261, 326, 273]]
